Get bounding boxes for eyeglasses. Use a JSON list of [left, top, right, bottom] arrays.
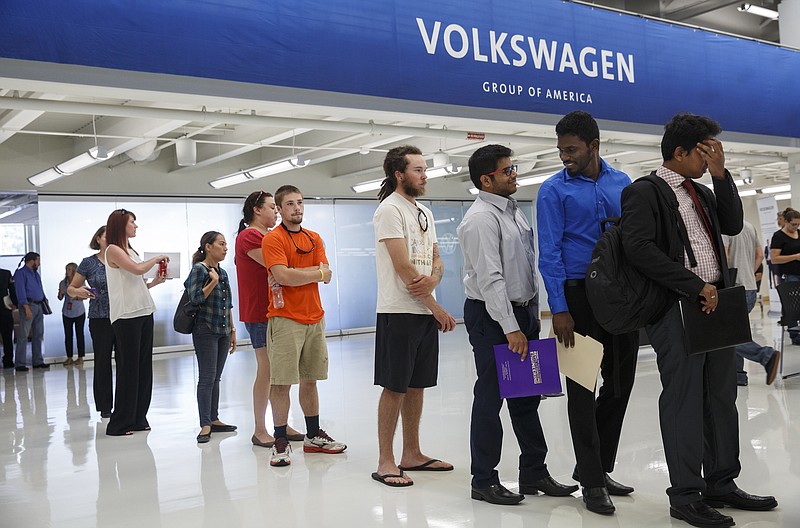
[[280, 223, 316, 254], [482, 165, 518, 178], [416, 206, 428, 233]]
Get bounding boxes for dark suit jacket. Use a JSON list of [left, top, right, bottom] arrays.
[[0, 268, 12, 311], [620, 170, 743, 301]]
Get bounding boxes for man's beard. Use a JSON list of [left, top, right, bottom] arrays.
[[401, 179, 425, 198]]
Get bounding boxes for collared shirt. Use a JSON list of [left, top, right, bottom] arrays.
[[656, 166, 721, 283], [13, 264, 45, 306], [537, 159, 631, 314], [457, 190, 538, 334], [184, 263, 233, 335]]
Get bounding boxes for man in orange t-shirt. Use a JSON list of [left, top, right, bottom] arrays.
[[261, 184, 346, 467]]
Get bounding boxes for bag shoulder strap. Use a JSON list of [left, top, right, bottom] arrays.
[[639, 173, 697, 268]]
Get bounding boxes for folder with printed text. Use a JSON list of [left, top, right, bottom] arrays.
[[493, 338, 562, 399]]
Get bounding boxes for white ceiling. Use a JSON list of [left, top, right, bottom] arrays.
[[0, 0, 796, 224]]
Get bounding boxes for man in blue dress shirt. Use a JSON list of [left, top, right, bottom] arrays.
[[537, 111, 637, 514], [14, 252, 49, 371]]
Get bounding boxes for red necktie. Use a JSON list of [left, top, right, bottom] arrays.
[[681, 178, 718, 255]]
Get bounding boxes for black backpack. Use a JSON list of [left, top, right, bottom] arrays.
[[585, 177, 689, 335]]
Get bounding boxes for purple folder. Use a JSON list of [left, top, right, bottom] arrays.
[[493, 338, 562, 399]]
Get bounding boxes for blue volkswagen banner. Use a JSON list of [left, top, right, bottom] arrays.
[[0, 0, 798, 137]]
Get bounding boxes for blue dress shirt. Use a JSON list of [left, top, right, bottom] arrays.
[[536, 159, 631, 314], [14, 264, 45, 307]]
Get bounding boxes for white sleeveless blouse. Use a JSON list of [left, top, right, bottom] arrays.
[[105, 246, 156, 323]]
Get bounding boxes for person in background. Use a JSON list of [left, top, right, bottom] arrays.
[[0, 267, 14, 369], [69, 225, 117, 418], [187, 231, 237, 444], [724, 220, 780, 386], [104, 209, 168, 436], [235, 190, 304, 448], [770, 209, 800, 345], [14, 252, 48, 372], [59, 262, 86, 366]]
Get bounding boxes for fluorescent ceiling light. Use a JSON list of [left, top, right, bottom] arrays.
[[427, 163, 462, 179], [775, 193, 792, 201], [352, 179, 384, 193], [739, 189, 757, 197], [209, 156, 311, 189], [28, 146, 115, 187], [762, 184, 791, 194], [517, 174, 551, 187], [738, 3, 779, 20]]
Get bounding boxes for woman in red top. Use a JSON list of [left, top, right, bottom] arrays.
[[235, 191, 303, 447]]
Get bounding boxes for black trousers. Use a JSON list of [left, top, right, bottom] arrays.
[[464, 298, 549, 488], [564, 283, 639, 488], [0, 307, 13, 366], [646, 303, 740, 506], [107, 315, 153, 436], [90, 317, 116, 413], [63, 313, 86, 357]]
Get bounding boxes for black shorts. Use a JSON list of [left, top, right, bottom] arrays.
[[374, 313, 439, 393]]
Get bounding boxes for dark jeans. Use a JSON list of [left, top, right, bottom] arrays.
[[107, 315, 153, 436], [464, 298, 549, 488], [63, 313, 86, 358], [16, 302, 44, 367], [564, 282, 639, 488], [734, 290, 774, 384], [646, 303, 740, 506], [192, 323, 231, 427], [0, 307, 13, 366], [89, 318, 116, 413]]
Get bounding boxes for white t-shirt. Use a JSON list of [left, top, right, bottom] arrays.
[[373, 192, 438, 314]]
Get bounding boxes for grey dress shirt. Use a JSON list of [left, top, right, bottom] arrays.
[[457, 190, 539, 334]]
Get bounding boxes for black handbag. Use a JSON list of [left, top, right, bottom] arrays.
[[173, 289, 199, 334], [173, 266, 211, 334]]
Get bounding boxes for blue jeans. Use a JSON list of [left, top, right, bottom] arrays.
[[193, 323, 230, 427], [734, 289, 775, 384], [16, 302, 44, 367]]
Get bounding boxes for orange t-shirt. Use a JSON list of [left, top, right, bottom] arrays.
[[261, 224, 328, 325]]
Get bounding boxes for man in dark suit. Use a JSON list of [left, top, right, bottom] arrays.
[[0, 267, 13, 368], [620, 114, 777, 528]]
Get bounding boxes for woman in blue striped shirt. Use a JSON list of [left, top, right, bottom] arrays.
[[186, 231, 237, 443]]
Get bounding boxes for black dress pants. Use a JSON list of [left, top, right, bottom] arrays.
[[646, 303, 740, 506], [564, 282, 639, 488], [90, 317, 116, 413], [63, 313, 86, 357], [107, 315, 153, 435], [464, 298, 549, 488], [0, 307, 13, 366]]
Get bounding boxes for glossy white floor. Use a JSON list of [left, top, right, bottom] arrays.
[[1, 308, 798, 528]]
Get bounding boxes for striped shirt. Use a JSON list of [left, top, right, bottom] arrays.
[[656, 166, 721, 284]]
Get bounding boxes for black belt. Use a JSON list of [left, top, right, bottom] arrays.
[[467, 298, 533, 307], [564, 279, 585, 288], [27, 299, 44, 304]]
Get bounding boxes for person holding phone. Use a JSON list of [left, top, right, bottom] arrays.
[[58, 262, 86, 366], [103, 209, 168, 436], [69, 225, 117, 418]]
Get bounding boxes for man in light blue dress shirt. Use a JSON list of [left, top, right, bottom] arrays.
[[458, 144, 577, 505], [14, 252, 49, 371]]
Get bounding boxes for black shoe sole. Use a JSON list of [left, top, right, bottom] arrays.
[[519, 484, 578, 497]]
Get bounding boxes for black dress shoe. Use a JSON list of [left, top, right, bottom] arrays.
[[519, 475, 578, 496], [603, 473, 634, 496], [471, 483, 524, 505], [15, 366, 28, 372], [765, 351, 780, 385], [572, 469, 634, 496], [582, 487, 615, 514], [670, 501, 734, 527], [704, 488, 778, 511], [210, 424, 237, 433], [32, 363, 49, 369], [197, 431, 211, 444]]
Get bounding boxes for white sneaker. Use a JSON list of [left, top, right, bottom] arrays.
[[270, 437, 292, 466], [303, 429, 347, 454]]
